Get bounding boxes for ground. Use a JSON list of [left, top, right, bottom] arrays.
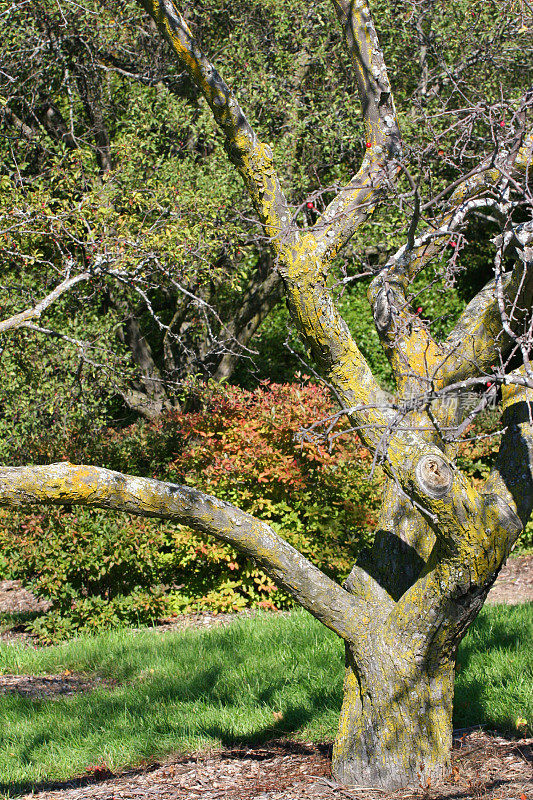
[[5, 732, 533, 800], [0, 555, 531, 800], [483, 555, 533, 606]]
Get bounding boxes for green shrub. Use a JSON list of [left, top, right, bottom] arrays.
[[0, 380, 380, 641]]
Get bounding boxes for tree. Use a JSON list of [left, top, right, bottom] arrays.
[[0, 0, 285, 424], [0, 0, 532, 790], [2, 0, 378, 429]]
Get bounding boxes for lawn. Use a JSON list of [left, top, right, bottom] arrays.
[[0, 604, 531, 794]]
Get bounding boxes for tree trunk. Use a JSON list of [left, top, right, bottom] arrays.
[[332, 644, 454, 790]]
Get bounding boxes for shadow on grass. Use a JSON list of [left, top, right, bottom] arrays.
[[0, 647, 340, 795], [1, 605, 530, 797], [453, 605, 530, 733]]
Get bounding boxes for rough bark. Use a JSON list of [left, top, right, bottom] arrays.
[[0, 462, 368, 643], [0, 0, 530, 791], [333, 644, 454, 789]]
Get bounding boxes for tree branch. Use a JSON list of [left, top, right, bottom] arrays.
[[1, 105, 41, 145], [367, 127, 533, 394], [484, 370, 533, 527], [133, 1, 395, 457], [385, 128, 532, 286], [0, 462, 367, 642], [0, 272, 90, 335], [437, 222, 533, 391], [132, 0, 522, 572], [213, 267, 283, 382], [307, 0, 401, 262], [136, 0, 292, 247]]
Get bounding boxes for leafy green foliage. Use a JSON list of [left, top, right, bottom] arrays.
[[2, 0, 530, 445], [0, 0, 531, 643], [0, 381, 380, 641]]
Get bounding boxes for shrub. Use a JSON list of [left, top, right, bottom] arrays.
[[0, 380, 380, 641]]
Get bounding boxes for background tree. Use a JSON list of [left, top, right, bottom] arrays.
[[0, 0, 532, 791], [2, 0, 530, 447]]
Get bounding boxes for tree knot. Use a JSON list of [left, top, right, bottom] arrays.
[[415, 454, 453, 499]]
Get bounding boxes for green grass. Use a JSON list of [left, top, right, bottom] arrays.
[[0, 612, 40, 636], [0, 604, 531, 795], [453, 603, 532, 732]]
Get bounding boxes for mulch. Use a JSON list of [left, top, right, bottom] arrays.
[[1, 556, 532, 799], [11, 732, 533, 800], [0, 672, 113, 699], [484, 554, 533, 605], [0, 579, 51, 615]]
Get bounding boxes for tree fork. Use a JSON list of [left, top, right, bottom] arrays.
[[0, 0, 530, 792]]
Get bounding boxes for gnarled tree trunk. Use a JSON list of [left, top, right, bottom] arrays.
[[333, 644, 454, 789], [0, 0, 531, 791]]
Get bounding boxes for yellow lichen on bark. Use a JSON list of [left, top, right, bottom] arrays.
[[333, 643, 454, 789]]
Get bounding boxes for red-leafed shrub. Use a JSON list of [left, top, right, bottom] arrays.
[[0, 380, 381, 641]]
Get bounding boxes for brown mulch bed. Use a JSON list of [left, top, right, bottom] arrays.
[[0, 671, 114, 699], [12, 732, 532, 800], [485, 554, 533, 605], [0, 579, 51, 615]]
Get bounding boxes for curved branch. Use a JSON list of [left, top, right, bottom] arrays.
[[0, 462, 365, 641], [131, 0, 516, 572], [383, 128, 532, 287], [213, 268, 284, 382], [436, 221, 533, 391]]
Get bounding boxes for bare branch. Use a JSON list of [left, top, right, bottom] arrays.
[[130, 0, 530, 574], [213, 268, 283, 382], [1, 104, 41, 144], [437, 223, 533, 389], [0, 271, 90, 335], [0, 461, 367, 641], [367, 126, 533, 393]]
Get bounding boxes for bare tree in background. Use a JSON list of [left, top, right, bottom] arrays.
[[0, 0, 532, 789]]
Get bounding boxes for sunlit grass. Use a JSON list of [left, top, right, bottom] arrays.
[[453, 603, 532, 734], [0, 604, 530, 794]]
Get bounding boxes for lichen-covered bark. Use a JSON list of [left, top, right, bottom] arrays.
[[333, 643, 454, 789], [0, 0, 529, 790], [136, 0, 293, 251], [484, 377, 533, 526], [0, 272, 90, 335], [0, 462, 366, 641]]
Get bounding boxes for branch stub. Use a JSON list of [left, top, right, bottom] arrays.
[[415, 454, 453, 499], [374, 287, 392, 332]]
